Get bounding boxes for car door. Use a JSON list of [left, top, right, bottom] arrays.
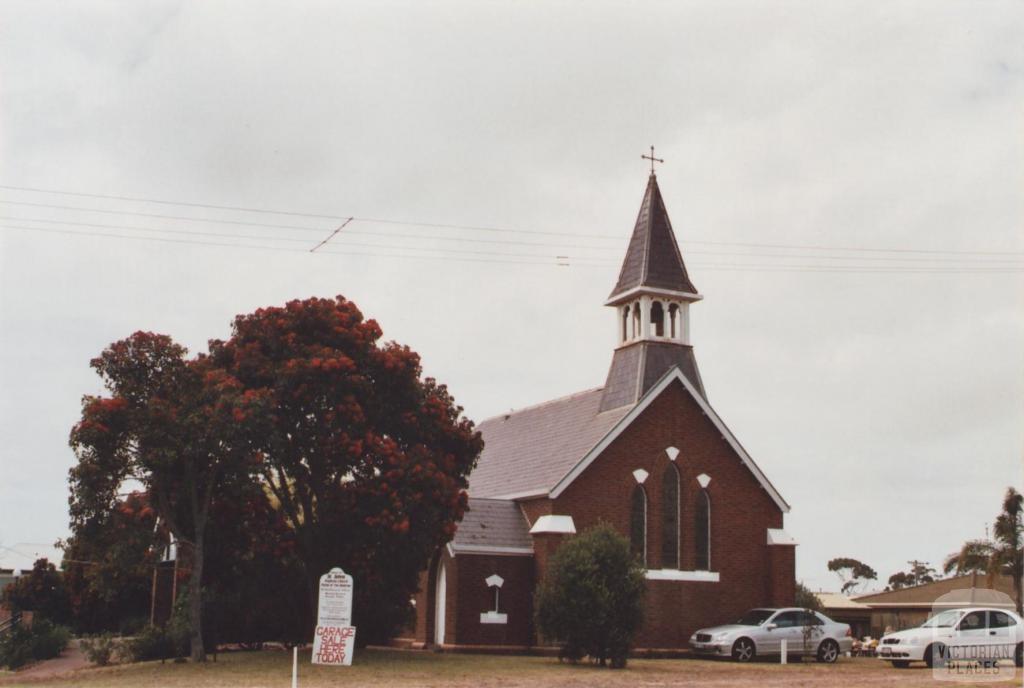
[[767, 611, 804, 656], [987, 611, 1016, 663], [952, 610, 987, 663]]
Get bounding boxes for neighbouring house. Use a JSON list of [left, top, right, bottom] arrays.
[[411, 171, 796, 652], [816, 574, 1018, 638]]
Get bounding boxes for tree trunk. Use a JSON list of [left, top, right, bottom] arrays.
[[189, 532, 206, 663]]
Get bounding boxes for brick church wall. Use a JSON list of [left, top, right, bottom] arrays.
[[549, 379, 793, 648], [411, 548, 534, 648]]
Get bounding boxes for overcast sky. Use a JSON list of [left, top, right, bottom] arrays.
[[1, 1, 1021, 593]]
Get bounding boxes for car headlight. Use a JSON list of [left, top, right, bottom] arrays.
[[714, 632, 731, 641]]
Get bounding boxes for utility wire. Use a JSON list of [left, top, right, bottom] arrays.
[[3, 224, 1022, 274], [3, 214, 1022, 267], [2, 184, 1022, 257]]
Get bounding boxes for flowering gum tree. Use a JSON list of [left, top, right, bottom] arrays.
[[68, 332, 254, 662], [208, 296, 483, 642]]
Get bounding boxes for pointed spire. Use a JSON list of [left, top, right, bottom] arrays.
[[606, 174, 699, 304]]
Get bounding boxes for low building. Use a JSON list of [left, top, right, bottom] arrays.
[[817, 574, 1017, 639]]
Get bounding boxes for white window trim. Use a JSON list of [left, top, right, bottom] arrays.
[[480, 611, 508, 624], [645, 569, 720, 582]]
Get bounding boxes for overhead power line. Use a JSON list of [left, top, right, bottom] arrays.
[[2, 223, 1022, 275], [1, 183, 1022, 258]]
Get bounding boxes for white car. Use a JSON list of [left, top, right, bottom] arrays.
[[689, 607, 853, 662], [878, 607, 1024, 669]]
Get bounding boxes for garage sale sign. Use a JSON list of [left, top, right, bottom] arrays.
[[311, 567, 356, 666], [312, 624, 355, 666]]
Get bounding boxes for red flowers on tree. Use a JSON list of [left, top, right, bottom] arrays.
[[68, 296, 482, 649], [209, 296, 482, 642]]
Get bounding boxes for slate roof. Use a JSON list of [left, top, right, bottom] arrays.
[[467, 388, 631, 499], [608, 174, 699, 302], [599, 341, 705, 412], [451, 498, 533, 552]]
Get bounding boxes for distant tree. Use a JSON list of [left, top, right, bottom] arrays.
[[794, 581, 823, 611], [0, 558, 71, 625], [535, 523, 646, 668], [827, 557, 877, 594], [208, 296, 483, 643], [886, 560, 939, 590], [68, 332, 254, 662]]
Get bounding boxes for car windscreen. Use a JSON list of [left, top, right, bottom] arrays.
[[921, 610, 963, 628], [735, 609, 775, 626]]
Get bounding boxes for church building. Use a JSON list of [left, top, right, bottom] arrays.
[[412, 170, 796, 651]]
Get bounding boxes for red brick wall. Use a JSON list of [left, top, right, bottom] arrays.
[[412, 548, 534, 647], [413, 378, 795, 650], [549, 379, 793, 648]]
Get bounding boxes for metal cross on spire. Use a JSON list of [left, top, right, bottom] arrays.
[[641, 145, 664, 175]]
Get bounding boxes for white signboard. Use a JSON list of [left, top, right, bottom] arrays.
[[312, 624, 356, 666], [317, 567, 353, 626]]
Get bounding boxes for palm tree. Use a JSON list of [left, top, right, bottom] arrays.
[[946, 488, 1023, 615], [992, 488, 1023, 615], [943, 539, 996, 577]]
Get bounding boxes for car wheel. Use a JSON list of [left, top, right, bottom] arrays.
[[1015, 642, 1022, 668], [731, 638, 755, 663], [816, 639, 839, 663], [923, 643, 947, 669], [891, 660, 910, 669]]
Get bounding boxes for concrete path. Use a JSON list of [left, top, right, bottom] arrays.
[[0, 641, 90, 684]]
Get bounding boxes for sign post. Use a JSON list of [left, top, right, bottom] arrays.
[[311, 567, 356, 667]]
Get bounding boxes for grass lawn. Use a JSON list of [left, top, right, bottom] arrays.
[[1, 648, 1021, 687]]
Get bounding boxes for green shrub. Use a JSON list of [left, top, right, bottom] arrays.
[[79, 632, 117, 666], [120, 625, 175, 663], [0, 619, 71, 669], [534, 523, 646, 668]]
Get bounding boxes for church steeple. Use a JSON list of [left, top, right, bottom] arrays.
[[606, 173, 700, 303], [599, 170, 705, 412]]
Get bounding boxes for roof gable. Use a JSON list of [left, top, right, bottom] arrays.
[[549, 367, 790, 512]]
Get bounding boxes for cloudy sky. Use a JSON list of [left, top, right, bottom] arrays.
[[1, 1, 1021, 593]]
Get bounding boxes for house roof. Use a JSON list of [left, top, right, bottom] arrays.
[[854, 574, 1016, 608], [607, 174, 699, 303], [468, 388, 631, 499], [815, 592, 871, 611], [450, 498, 533, 554]]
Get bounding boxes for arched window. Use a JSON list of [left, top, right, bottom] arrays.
[[661, 465, 680, 569], [650, 301, 664, 337], [621, 305, 630, 343], [632, 302, 641, 338], [668, 303, 679, 339], [630, 485, 647, 565], [694, 488, 710, 570]]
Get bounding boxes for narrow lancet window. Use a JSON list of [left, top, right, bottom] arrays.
[[661, 466, 680, 568], [630, 485, 647, 565], [694, 488, 710, 570]]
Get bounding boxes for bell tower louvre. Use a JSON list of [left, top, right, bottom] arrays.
[[599, 171, 706, 412]]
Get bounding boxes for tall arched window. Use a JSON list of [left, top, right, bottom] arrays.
[[650, 301, 665, 337], [630, 485, 647, 565], [621, 305, 630, 343], [694, 488, 711, 570], [632, 302, 641, 338], [668, 303, 679, 339], [661, 466, 680, 569]]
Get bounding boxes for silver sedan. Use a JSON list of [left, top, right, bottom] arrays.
[[689, 607, 853, 662]]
